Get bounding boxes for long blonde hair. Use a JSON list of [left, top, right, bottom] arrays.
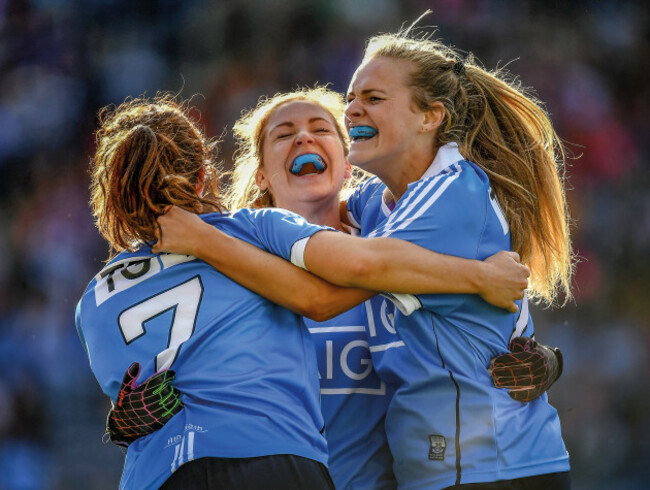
[[90, 94, 224, 257], [226, 86, 367, 209], [362, 31, 574, 304]]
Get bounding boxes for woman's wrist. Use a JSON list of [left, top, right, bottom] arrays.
[[191, 222, 233, 264], [472, 260, 490, 295]]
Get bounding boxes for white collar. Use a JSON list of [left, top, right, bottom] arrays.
[[420, 142, 465, 180]]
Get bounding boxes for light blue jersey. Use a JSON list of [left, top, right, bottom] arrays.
[[306, 302, 396, 490], [76, 208, 329, 490], [346, 143, 570, 489]]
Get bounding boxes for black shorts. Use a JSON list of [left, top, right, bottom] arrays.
[[443, 471, 571, 490], [160, 454, 335, 490]]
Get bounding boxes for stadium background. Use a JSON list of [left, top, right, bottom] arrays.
[[0, 0, 648, 488]]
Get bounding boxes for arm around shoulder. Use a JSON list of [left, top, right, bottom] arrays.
[[303, 232, 528, 312], [153, 207, 374, 321]]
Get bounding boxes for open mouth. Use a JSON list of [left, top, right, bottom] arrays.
[[349, 126, 378, 142], [290, 153, 328, 176]]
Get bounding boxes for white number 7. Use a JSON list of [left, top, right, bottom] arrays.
[[119, 276, 204, 372]]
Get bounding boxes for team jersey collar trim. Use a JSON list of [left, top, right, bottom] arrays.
[[420, 142, 464, 181], [383, 143, 464, 212]]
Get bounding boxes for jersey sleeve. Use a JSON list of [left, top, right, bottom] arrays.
[[249, 208, 332, 263], [346, 177, 383, 231], [368, 163, 492, 314]]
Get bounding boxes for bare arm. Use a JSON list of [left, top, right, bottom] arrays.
[[152, 207, 373, 321], [153, 206, 528, 315], [302, 228, 529, 310]]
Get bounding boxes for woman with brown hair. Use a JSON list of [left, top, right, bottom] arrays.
[[77, 94, 334, 489]]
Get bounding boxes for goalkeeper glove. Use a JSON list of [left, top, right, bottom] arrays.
[[105, 362, 183, 448], [488, 337, 563, 403]]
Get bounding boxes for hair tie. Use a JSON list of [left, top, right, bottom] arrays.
[[452, 59, 465, 76]]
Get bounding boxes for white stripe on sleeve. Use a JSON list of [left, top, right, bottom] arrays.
[[290, 237, 310, 270]]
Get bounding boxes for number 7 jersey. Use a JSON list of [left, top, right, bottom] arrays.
[[75, 208, 329, 490]]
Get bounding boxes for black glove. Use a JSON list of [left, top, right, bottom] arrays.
[[105, 362, 184, 447], [488, 337, 563, 403]]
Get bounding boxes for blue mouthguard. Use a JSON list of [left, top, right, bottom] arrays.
[[349, 126, 378, 139], [290, 154, 326, 174]]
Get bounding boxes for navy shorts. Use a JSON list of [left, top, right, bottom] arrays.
[[160, 454, 335, 490], [443, 471, 570, 490]]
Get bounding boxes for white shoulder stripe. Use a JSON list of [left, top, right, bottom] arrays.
[[370, 164, 463, 238], [389, 171, 460, 236], [371, 177, 430, 236]]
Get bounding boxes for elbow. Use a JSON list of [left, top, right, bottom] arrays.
[[291, 286, 347, 322], [305, 310, 336, 323], [298, 296, 340, 322]]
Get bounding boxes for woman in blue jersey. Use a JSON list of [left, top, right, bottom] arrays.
[[78, 94, 533, 489], [148, 23, 574, 490], [226, 87, 398, 489], [337, 28, 573, 489], [78, 94, 336, 490]]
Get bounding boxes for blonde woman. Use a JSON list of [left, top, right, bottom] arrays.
[[339, 26, 574, 488]]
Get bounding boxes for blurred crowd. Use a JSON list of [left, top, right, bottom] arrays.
[[0, 1, 648, 489]]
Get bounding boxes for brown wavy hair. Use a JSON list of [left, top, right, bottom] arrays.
[[90, 94, 224, 257], [362, 28, 574, 305]]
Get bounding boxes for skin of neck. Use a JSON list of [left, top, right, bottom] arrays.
[[372, 143, 438, 203], [273, 192, 346, 231]]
